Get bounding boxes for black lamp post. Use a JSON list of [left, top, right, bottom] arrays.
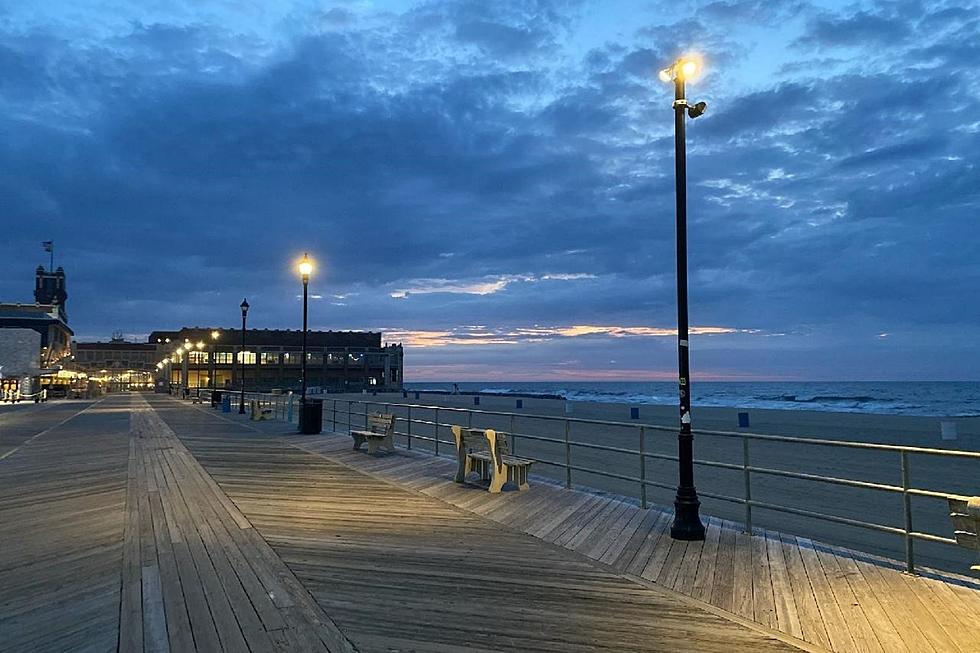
[[210, 330, 219, 397], [659, 56, 707, 541], [239, 298, 249, 414], [298, 254, 313, 429]]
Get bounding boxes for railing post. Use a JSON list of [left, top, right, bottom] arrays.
[[743, 435, 752, 535], [434, 407, 440, 457], [564, 419, 571, 488], [901, 451, 914, 573], [407, 405, 412, 450], [510, 414, 516, 455], [348, 400, 352, 430], [332, 400, 337, 431], [364, 402, 368, 428], [639, 426, 647, 509], [467, 410, 473, 428]]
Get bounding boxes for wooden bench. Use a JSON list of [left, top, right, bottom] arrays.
[[248, 400, 273, 421], [351, 413, 396, 455], [451, 426, 533, 493], [948, 496, 980, 573]]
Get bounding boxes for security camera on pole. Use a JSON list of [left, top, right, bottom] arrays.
[[658, 55, 707, 541]]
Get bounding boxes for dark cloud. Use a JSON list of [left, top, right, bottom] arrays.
[[0, 0, 978, 379], [796, 8, 912, 49]]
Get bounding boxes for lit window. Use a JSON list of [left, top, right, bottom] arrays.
[[236, 351, 256, 364]]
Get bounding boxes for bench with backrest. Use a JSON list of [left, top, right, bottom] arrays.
[[451, 426, 533, 493], [948, 495, 980, 573], [351, 412, 396, 455]]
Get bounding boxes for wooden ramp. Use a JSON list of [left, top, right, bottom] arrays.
[[285, 422, 980, 653], [151, 396, 803, 652]]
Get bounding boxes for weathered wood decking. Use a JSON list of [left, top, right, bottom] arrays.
[[285, 417, 980, 653], [157, 397, 800, 652], [3, 393, 978, 652], [0, 399, 126, 651], [169, 395, 980, 652], [1, 394, 354, 652]]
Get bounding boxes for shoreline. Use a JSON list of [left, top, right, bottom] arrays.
[[400, 382, 980, 419], [368, 388, 980, 445]]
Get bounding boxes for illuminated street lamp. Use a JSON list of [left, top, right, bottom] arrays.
[[298, 253, 313, 429], [210, 330, 220, 396], [239, 298, 249, 414], [161, 357, 172, 392], [195, 341, 204, 392], [658, 55, 707, 541]]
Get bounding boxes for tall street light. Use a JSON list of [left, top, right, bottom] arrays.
[[298, 254, 313, 427], [659, 55, 707, 541], [239, 298, 249, 414]]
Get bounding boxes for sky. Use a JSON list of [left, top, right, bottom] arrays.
[[0, 0, 978, 381]]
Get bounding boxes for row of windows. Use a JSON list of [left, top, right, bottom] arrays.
[[76, 350, 154, 361], [178, 352, 388, 366]]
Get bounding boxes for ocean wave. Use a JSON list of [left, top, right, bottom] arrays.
[[402, 382, 980, 417], [764, 394, 888, 405]]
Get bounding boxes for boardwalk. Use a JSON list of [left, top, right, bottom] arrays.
[[2, 394, 802, 652], [288, 419, 980, 653]]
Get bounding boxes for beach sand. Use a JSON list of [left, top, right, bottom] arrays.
[[326, 391, 980, 574]]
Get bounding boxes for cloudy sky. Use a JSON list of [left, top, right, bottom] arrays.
[[1, 0, 978, 381]]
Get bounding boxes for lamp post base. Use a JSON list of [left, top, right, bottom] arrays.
[[670, 488, 705, 540]]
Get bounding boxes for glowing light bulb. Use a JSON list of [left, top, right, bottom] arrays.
[[658, 68, 672, 83], [298, 253, 314, 279], [681, 60, 698, 78]]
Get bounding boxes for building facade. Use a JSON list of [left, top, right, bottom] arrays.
[[148, 327, 404, 393], [0, 266, 74, 396], [72, 336, 157, 390]]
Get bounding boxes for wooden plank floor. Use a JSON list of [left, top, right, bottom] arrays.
[[122, 395, 356, 652], [276, 419, 980, 653], [152, 396, 803, 652], [0, 399, 96, 459], [1, 394, 355, 653], [1, 397, 129, 652]]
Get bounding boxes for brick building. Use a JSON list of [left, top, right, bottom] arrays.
[[149, 327, 403, 393]]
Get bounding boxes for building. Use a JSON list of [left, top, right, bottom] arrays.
[[0, 329, 41, 397], [72, 333, 157, 391], [0, 266, 74, 397], [148, 327, 404, 393]]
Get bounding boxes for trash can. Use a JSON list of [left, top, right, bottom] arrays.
[[212, 390, 222, 408], [299, 399, 323, 434], [221, 395, 231, 413]]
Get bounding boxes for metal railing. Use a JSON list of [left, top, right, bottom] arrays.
[[193, 390, 979, 575]]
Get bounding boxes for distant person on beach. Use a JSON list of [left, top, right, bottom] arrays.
[[452, 383, 459, 395]]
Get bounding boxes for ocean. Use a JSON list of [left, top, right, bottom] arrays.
[[402, 381, 980, 417]]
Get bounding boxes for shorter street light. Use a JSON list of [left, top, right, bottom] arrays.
[[298, 254, 314, 432], [210, 330, 220, 395], [195, 341, 205, 393], [239, 298, 249, 414]]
